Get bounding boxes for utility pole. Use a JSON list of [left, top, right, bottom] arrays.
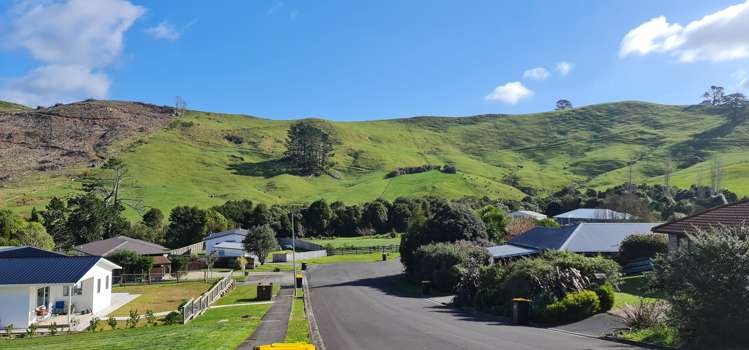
[[291, 207, 297, 298]]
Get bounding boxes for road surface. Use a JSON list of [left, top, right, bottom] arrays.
[[308, 260, 641, 350]]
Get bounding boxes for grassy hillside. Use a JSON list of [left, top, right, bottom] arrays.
[[2, 101, 748, 219], [0, 100, 29, 112]]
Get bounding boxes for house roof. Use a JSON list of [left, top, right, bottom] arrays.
[[204, 228, 248, 241], [504, 222, 661, 255], [152, 255, 171, 265], [214, 241, 245, 250], [0, 246, 67, 258], [653, 199, 749, 235], [487, 244, 540, 259], [0, 256, 120, 285], [510, 210, 547, 220], [75, 236, 168, 256], [553, 208, 633, 220]]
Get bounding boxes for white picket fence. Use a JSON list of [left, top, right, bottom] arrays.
[[181, 273, 234, 323]]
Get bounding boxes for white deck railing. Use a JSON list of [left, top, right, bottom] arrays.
[[181, 273, 234, 323]]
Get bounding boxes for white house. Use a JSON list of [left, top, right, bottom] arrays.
[[0, 246, 121, 329], [204, 228, 248, 255]]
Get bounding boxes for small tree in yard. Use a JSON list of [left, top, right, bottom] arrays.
[[236, 256, 248, 275], [243, 224, 278, 265], [619, 234, 667, 262], [654, 225, 749, 349]]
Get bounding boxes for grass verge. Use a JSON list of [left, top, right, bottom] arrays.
[[284, 288, 309, 343], [616, 324, 679, 348], [0, 304, 271, 350], [216, 283, 280, 305]]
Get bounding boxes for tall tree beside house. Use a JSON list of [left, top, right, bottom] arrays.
[[16, 222, 55, 251], [66, 193, 130, 245], [41, 197, 72, 249], [284, 120, 336, 176], [243, 224, 278, 265], [205, 209, 229, 233], [477, 205, 511, 243], [165, 206, 208, 248], [142, 208, 164, 230]]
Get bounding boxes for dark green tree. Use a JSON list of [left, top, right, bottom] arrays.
[[363, 200, 390, 233], [304, 199, 334, 236], [243, 224, 278, 265], [66, 194, 129, 245], [284, 121, 335, 176], [29, 207, 40, 222], [165, 206, 208, 248], [211, 199, 253, 228], [555, 99, 573, 110], [41, 197, 72, 249], [251, 203, 273, 227], [141, 208, 164, 230]]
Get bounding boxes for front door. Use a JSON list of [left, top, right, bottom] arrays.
[[36, 286, 50, 308]]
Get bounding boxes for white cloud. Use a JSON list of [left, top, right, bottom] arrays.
[[146, 21, 180, 41], [620, 1, 749, 62], [1, 0, 144, 106], [484, 81, 534, 104], [0, 65, 110, 107], [522, 67, 550, 80], [556, 61, 573, 76], [733, 69, 749, 89]]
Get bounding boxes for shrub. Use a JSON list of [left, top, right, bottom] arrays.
[[48, 322, 57, 335], [411, 241, 491, 291], [621, 300, 668, 330], [224, 134, 244, 144], [127, 309, 141, 328], [164, 311, 182, 325], [107, 317, 117, 330], [594, 284, 616, 312], [654, 225, 749, 348], [543, 290, 600, 324], [88, 317, 100, 332], [473, 264, 510, 314], [26, 323, 38, 337], [619, 234, 668, 262]]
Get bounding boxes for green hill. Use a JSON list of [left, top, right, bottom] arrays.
[[0, 100, 29, 112], [2, 100, 748, 219]]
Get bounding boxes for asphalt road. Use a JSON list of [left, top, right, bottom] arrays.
[[308, 260, 642, 350]]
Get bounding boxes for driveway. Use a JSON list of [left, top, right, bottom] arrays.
[[307, 260, 642, 350]]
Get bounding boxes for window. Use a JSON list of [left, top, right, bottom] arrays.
[[106, 275, 110, 290], [36, 286, 50, 307], [97, 278, 101, 293], [63, 283, 83, 297]]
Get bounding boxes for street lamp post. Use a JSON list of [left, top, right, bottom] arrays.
[[291, 208, 297, 298]]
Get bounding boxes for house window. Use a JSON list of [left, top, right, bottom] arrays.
[[106, 275, 110, 290], [36, 286, 50, 308], [63, 283, 83, 296], [97, 278, 101, 293]]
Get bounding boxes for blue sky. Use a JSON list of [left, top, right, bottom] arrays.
[[1, 0, 749, 120]]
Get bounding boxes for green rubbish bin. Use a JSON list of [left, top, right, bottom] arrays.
[[421, 280, 432, 295], [512, 298, 531, 325]]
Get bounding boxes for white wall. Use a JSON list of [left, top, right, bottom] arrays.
[[216, 247, 245, 258], [205, 233, 246, 254], [0, 286, 33, 328], [78, 263, 114, 314], [272, 250, 327, 262]]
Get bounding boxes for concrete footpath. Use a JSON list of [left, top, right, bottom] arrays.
[[236, 286, 295, 349]]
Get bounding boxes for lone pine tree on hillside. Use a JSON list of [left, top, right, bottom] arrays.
[[285, 120, 335, 176]]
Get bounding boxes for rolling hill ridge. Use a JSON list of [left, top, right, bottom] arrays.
[[1, 99, 747, 218]]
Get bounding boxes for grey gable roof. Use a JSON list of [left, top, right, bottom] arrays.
[[204, 228, 249, 241], [509, 225, 579, 250], [0, 256, 105, 285], [75, 236, 168, 256], [554, 208, 633, 220]]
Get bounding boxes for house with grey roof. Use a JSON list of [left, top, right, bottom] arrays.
[[487, 222, 661, 262], [0, 247, 120, 330], [75, 236, 171, 275], [554, 208, 634, 225], [204, 228, 249, 256]]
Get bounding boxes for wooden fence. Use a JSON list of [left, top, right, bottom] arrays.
[[170, 241, 205, 255], [181, 272, 234, 323], [327, 245, 400, 256]]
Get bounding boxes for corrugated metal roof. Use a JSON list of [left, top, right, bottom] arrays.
[[487, 244, 539, 258], [0, 246, 66, 258], [653, 199, 749, 235], [205, 228, 249, 241], [214, 241, 245, 250], [0, 256, 104, 285], [561, 223, 661, 253], [510, 211, 547, 220], [509, 225, 579, 250], [75, 236, 168, 256], [553, 208, 633, 220]]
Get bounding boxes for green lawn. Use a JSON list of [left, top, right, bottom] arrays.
[[0, 304, 270, 350], [617, 324, 679, 347], [285, 289, 309, 343], [111, 281, 212, 316], [613, 275, 665, 309], [216, 283, 281, 305], [306, 234, 401, 248]]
